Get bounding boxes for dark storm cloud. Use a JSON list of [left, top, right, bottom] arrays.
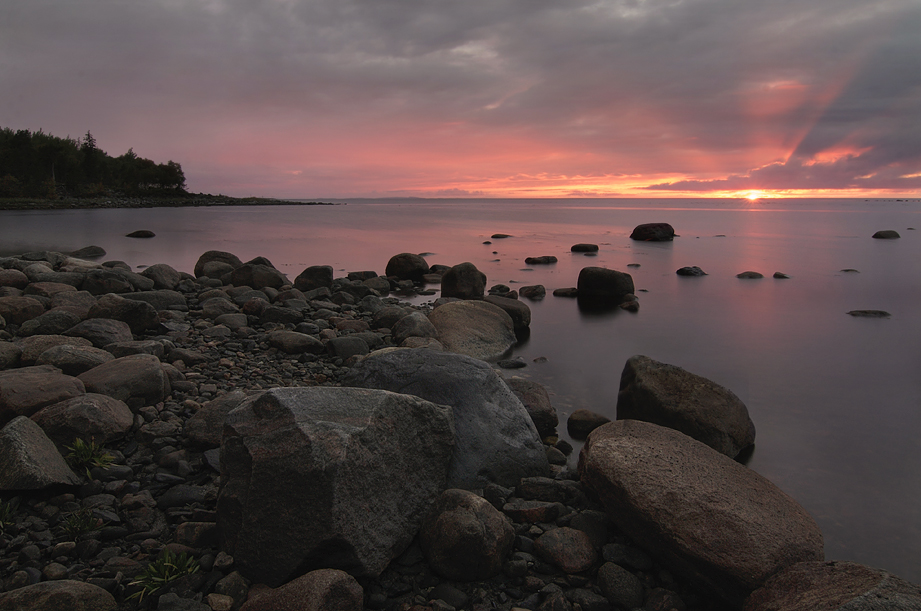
[[1, 0, 919, 195]]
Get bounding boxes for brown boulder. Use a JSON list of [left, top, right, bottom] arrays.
[[428, 300, 516, 361], [0, 416, 81, 489], [0, 295, 45, 325], [240, 569, 363, 611], [419, 489, 515, 581], [745, 561, 921, 611], [0, 365, 86, 424], [30, 393, 133, 448], [579, 420, 824, 607], [78, 354, 171, 406], [194, 250, 243, 278], [0, 580, 116, 611], [441, 262, 487, 300]]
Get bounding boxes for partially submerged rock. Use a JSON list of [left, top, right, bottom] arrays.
[[630, 223, 675, 241], [872, 230, 900, 239], [580, 420, 824, 607], [576, 267, 635, 303], [616, 355, 755, 459], [440, 262, 487, 300]]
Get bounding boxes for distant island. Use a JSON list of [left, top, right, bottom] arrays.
[[0, 126, 339, 210]]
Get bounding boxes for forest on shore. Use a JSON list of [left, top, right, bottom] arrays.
[[0, 127, 186, 199]]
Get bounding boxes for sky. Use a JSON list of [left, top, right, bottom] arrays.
[[2, 0, 921, 199]]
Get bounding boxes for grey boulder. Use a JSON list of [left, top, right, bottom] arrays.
[[616, 355, 756, 459], [35, 343, 115, 376], [579, 420, 824, 607], [64, 318, 134, 348], [504, 377, 558, 438], [0, 365, 86, 423], [440, 262, 487, 300], [343, 348, 548, 490], [577, 267, 635, 303], [87, 293, 159, 334], [217, 387, 455, 585]]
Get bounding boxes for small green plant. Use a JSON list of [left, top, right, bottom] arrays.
[[60, 507, 103, 539], [0, 498, 18, 533], [64, 437, 115, 477], [128, 549, 200, 602]]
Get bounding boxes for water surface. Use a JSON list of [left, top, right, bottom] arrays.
[[2, 198, 919, 581]]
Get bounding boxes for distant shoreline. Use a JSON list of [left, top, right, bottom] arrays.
[[0, 194, 342, 211]]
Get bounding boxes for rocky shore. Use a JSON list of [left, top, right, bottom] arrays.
[[1, 245, 919, 611]]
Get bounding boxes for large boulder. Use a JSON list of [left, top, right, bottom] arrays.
[[0, 295, 45, 325], [50, 291, 97, 319], [294, 265, 334, 292], [419, 489, 515, 581], [0, 365, 86, 424], [343, 348, 549, 490], [14, 335, 94, 365], [16, 309, 82, 336], [630, 223, 675, 241], [428, 300, 517, 361], [0, 580, 116, 611], [579, 420, 824, 607], [35, 343, 115, 376], [140, 263, 183, 289], [217, 387, 455, 585], [64, 318, 133, 348], [391, 311, 438, 345], [194, 250, 243, 278], [577, 267, 635, 303], [82, 269, 135, 295], [122, 290, 187, 311], [78, 354, 171, 406], [385, 253, 430, 282], [441, 262, 487, 299], [267, 330, 324, 355], [0, 342, 21, 370], [0, 416, 81, 489], [0, 269, 29, 289], [616, 355, 756, 459], [504, 377, 558, 438], [87, 293, 159, 334], [239, 569, 363, 611], [30, 393, 134, 448], [744, 560, 921, 611], [230, 264, 289, 290]]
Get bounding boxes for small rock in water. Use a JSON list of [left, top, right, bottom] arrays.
[[571, 243, 599, 252], [524, 256, 558, 265], [627, 263, 640, 267], [871, 230, 900, 239], [498, 357, 527, 369], [533, 356, 548, 363], [482, 240, 492, 244], [773, 272, 790, 279], [736, 271, 764, 279], [847, 310, 890, 318], [840, 269, 860, 273], [676, 266, 707, 276], [492, 233, 512, 239], [125, 230, 155, 238]]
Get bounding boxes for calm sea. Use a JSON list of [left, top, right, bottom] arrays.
[[2, 198, 920, 582]]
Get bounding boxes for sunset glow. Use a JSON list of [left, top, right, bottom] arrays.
[[1, 0, 919, 199]]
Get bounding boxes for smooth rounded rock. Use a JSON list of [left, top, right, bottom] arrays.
[[534, 527, 598, 573], [239, 569, 363, 611], [576, 267, 634, 303], [385, 253, 430, 282], [441, 262, 487, 300], [630, 223, 675, 241], [30, 393, 133, 448], [428, 300, 516, 361], [420, 489, 515, 581], [0, 579, 116, 611], [579, 420, 824, 607]]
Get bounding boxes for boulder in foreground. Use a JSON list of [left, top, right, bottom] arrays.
[[579, 420, 824, 607], [744, 560, 921, 611], [239, 569, 363, 611], [218, 386, 455, 585], [344, 348, 549, 490], [616, 355, 755, 458]]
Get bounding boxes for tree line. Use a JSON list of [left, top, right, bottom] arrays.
[[0, 127, 186, 198]]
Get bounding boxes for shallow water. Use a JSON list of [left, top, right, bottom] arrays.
[[2, 198, 920, 581]]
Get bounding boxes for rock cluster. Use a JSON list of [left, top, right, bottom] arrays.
[[1, 247, 918, 611]]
